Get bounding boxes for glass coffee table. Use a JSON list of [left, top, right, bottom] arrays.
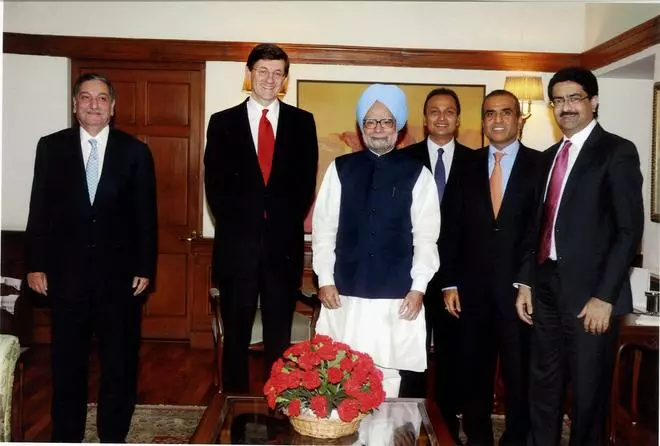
[[191, 394, 452, 445]]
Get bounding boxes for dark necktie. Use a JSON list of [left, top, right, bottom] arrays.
[[258, 109, 275, 184], [537, 140, 572, 263], [434, 147, 446, 203]]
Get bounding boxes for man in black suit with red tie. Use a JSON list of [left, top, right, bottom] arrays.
[[442, 90, 542, 446], [204, 43, 319, 393], [401, 88, 473, 444], [26, 73, 157, 442], [516, 67, 644, 446]]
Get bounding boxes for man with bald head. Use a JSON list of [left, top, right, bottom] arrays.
[[312, 84, 440, 396]]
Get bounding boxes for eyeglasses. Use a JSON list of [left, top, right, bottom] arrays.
[[550, 94, 589, 108], [363, 118, 395, 130], [253, 67, 285, 81]]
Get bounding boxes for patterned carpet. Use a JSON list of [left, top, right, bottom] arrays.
[[82, 404, 571, 444], [84, 404, 205, 443], [460, 414, 571, 445]]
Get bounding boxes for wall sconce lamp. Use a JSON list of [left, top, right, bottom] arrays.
[[503, 76, 544, 137]]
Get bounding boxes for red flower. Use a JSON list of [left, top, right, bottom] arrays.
[[337, 398, 360, 422], [266, 392, 277, 409], [340, 357, 354, 371], [270, 358, 286, 375], [301, 370, 321, 390], [343, 377, 362, 397], [263, 336, 384, 419], [288, 399, 302, 417], [311, 334, 333, 346], [327, 367, 344, 384], [316, 343, 339, 361], [357, 390, 382, 412], [310, 395, 329, 418], [284, 342, 307, 358], [298, 351, 321, 371]]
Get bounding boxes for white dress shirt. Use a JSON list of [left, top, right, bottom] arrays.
[[312, 149, 441, 373], [80, 125, 110, 182], [545, 119, 597, 259], [246, 97, 279, 153], [426, 137, 455, 181]]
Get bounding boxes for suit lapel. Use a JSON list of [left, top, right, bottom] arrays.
[[271, 100, 288, 183], [558, 124, 603, 210], [475, 149, 495, 220], [92, 129, 119, 208], [69, 127, 93, 211], [498, 146, 528, 220]]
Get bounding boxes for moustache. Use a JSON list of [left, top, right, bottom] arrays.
[[560, 112, 578, 117]]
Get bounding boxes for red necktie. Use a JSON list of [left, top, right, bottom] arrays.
[[537, 140, 572, 263], [258, 109, 275, 184]]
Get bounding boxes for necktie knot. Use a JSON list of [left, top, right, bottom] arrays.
[[493, 151, 505, 163], [438, 147, 444, 156], [261, 109, 269, 118]]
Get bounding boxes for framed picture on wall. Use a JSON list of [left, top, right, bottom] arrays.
[[652, 82, 660, 223], [297, 80, 486, 232]]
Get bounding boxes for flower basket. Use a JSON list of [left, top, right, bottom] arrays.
[[290, 412, 366, 439], [264, 335, 385, 439]]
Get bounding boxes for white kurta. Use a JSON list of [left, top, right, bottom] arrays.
[[312, 155, 440, 373]]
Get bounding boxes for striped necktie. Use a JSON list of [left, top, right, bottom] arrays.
[[86, 138, 99, 203]]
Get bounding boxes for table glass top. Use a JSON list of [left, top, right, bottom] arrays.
[[213, 396, 439, 445]]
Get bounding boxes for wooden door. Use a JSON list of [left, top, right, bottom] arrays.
[[73, 61, 205, 339]]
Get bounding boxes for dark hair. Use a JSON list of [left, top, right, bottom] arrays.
[[548, 66, 599, 118], [482, 89, 521, 118], [423, 88, 461, 116], [72, 73, 116, 100], [246, 43, 290, 76]]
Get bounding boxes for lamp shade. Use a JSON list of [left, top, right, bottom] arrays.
[[503, 76, 544, 102]]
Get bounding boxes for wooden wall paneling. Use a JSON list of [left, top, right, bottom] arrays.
[[188, 238, 214, 349]]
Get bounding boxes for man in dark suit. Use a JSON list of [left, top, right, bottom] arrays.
[[401, 88, 472, 444], [516, 67, 644, 446], [442, 90, 542, 446], [204, 43, 318, 393], [26, 73, 157, 442]]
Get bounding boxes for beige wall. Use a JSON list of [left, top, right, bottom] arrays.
[[586, 3, 660, 48], [4, 1, 587, 52]]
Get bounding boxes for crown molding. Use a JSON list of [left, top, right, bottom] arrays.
[[581, 15, 660, 69], [3, 15, 658, 72]]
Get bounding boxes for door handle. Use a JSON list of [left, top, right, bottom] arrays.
[[178, 230, 199, 242]]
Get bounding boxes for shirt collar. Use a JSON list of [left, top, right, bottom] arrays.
[[427, 137, 455, 153], [247, 97, 280, 119], [80, 125, 110, 148], [562, 119, 597, 149], [488, 139, 519, 158]]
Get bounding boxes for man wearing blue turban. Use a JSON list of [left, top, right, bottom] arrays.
[[312, 84, 441, 396]]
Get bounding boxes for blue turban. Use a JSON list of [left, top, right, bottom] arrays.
[[356, 84, 408, 132]]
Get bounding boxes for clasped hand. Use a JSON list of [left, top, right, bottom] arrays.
[[318, 286, 424, 320]]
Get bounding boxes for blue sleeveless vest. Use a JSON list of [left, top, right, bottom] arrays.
[[334, 149, 423, 299]]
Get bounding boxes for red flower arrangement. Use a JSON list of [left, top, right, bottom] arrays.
[[263, 334, 386, 422]]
